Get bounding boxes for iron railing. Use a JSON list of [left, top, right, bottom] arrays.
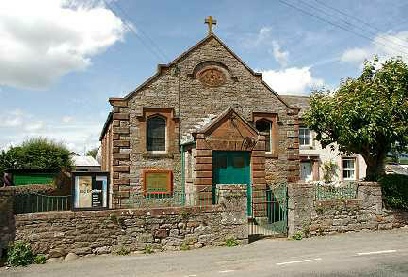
[[116, 187, 217, 209], [314, 182, 358, 200], [14, 193, 71, 214]]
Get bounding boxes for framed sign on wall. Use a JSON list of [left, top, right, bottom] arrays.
[[72, 171, 109, 210], [143, 169, 173, 195]]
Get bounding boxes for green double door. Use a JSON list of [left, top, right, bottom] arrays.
[[212, 151, 251, 215]]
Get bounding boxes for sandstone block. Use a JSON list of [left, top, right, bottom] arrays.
[[64, 253, 79, 261], [48, 248, 67, 258]]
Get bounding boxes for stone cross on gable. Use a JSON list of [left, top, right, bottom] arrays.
[[205, 16, 217, 34]]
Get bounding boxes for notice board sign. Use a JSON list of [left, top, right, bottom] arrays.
[[72, 171, 109, 210], [143, 169, 173, 195]]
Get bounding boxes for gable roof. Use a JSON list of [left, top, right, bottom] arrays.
[[280, 95, 310, 118], [193, 107, 259, 137], [111, 33, 292, 109]]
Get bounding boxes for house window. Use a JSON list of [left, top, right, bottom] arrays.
[[299, 127, 311, 146], [147, 116, 166, 152], [256, 119, 272, 152], [342, 158, 356, 180]]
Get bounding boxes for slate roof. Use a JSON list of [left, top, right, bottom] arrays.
[[280, 95, 310, 118]]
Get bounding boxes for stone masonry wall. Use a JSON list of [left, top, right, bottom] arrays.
[[288, 182, 408, 237], [0, 191, 15, 258], [12, 186, 247, 258]]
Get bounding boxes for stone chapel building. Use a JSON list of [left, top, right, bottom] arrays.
[[100, 22, 300, 209]]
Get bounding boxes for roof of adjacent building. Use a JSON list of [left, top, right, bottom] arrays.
[[71, 155, 100, 167], [280, 95, 310, 118]]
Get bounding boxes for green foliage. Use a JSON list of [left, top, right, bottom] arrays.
[[180, 242, 190, 251], [380, 174, 408, 210], [7, 241, 34, 266], [321, 160, 339, 183], [114, 245, 130, 256], [0, 138, 72, 184], [225, 237, 239, 247], [292, 231, 303, 241], [305, 57, 408, 181], [34, 254, 47, 264], [86, 147, 98, 158], [143, 244, 154, 254]]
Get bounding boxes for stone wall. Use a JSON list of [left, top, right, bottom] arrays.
[[288, 182, 408, 237], [12, 186, 247, 258], [0, 191, 15, 258]]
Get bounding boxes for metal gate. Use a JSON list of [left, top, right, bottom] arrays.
[[248, 183, 288, 240]]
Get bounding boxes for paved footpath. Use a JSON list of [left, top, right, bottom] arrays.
[[1, 228, 408, 277]]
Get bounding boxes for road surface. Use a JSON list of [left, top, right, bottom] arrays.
[[1, 228, 408, 276]]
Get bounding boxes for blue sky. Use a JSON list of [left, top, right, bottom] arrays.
[[0, 0, 407, 153]]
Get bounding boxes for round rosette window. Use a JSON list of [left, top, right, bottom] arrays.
[[197, 67, 227, 87]]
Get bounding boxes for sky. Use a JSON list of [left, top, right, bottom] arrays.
[[0, 0, 407, 154]]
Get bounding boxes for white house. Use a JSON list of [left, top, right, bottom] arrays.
[[282, 95, 367, 182]]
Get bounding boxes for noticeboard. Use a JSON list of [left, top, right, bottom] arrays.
[[143, 169, 173, 195], [72, 171, 109, 210]]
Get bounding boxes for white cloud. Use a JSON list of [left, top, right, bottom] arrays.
[[62, 116, 74, 123], [24, 121, 44, 132], [0, 0, 127, 90], [261, 66, 325, 95], [271, 41, 289, 67], [341, 31, 408, 64], [0, 109, 25, 127], [242, 27, 273, 48], [242, 27, 290, 66], [341, 48, 371, 63], [0, 109, 101, 153]]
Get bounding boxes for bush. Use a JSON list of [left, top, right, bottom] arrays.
[[7, 241, 34, 266], [225, 237, 239, 247], [292, 231, 303, 241], [0, 137, 72, 185], [380, 174, 408, 210], [143, 244, 154, 254], [34, 254, 47, 264], [114, 246, 130, 256]]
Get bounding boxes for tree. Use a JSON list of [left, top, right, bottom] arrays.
[[86, 147, 99, 158], [0, 138, 72, 184], [305, 57, 408, 181]]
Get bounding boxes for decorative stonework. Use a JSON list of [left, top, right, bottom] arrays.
[[197, 67, 226, 87]]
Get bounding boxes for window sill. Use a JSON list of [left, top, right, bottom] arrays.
[[143, 152, 174, 159], [299, 145, 314, 150]]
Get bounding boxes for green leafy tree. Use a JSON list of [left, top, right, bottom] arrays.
[[305, 57, 408, 181], [0, 138, 72, 184], [86, 147, 99, 158]]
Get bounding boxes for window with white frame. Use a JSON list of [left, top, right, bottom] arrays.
[[147, 115, 166, 152], [255, 119, 272, 153], [342, 158, 356, 180], [299, 127, 311, 146]]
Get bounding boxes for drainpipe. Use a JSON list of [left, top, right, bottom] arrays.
[[180, 144, 185, 205]]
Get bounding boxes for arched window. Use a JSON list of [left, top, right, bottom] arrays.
[[256, 119, 272, 153], [147, 116, 166, 151]]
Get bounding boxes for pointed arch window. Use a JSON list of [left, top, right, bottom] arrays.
[[147, 116, 166, 152], [256, 119, 272, 153]]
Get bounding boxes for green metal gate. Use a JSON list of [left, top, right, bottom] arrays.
[[249, 183, 288, 240]]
